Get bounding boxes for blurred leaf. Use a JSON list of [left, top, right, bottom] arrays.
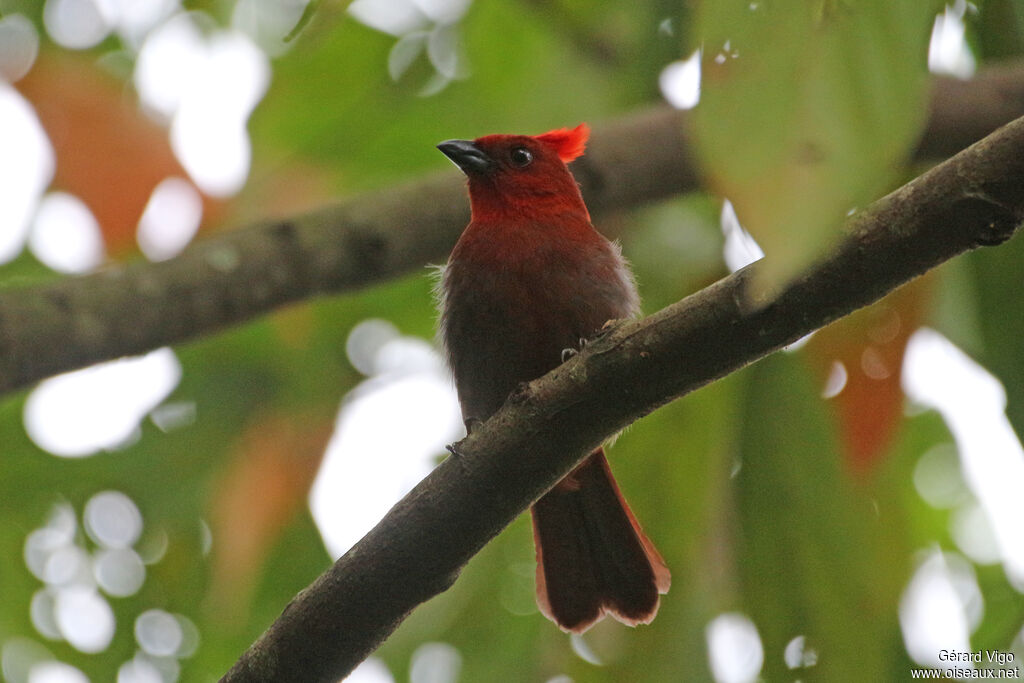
[[692, 0, 937, 297], [869, 405, 955, 675], [205, 410, 333, 626], [963, 224, 1024, 447], [974, 0, 1024, 59], [190, 504, 333, 677], [732, 353, 902, 681], [622, 193, 729, 311], [284, 0, 323, 43], [16, 51, 222, 255], [806, 278, 931, 474], [247, 1, 629, 193]]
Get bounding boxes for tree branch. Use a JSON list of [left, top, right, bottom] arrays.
[[0, 107, 692, 395], [221, 110, 1024, 682], [917, 60, 1024, 159], [5, 64, 1024, 394]]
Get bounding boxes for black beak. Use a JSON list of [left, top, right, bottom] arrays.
[[437, 139, 493, 175]]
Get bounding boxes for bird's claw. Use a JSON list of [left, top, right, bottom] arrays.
[[560, 337, 589, 363]]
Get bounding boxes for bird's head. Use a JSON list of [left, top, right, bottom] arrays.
[[438, 124, 590, 219]]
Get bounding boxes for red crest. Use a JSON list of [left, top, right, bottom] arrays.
[[534, 123, 589, 163]]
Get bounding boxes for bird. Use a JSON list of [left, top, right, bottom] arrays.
[[436, 123, 670, 633]]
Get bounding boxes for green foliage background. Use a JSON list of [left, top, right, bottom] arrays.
[[3, 1, 1024, 681]]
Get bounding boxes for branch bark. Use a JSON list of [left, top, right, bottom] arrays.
[[5, 64, 1024, 394], [221, 111, 1024, 682]]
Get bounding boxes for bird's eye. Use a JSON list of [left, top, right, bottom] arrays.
[[510, 147, 533, 167]]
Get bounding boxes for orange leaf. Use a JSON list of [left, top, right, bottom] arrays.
[[205, 411, 333, 625], [806, 279, 930, 475], [17, 51, 222, 255]]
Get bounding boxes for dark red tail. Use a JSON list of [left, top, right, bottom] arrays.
[[530, 448, 670, 633]]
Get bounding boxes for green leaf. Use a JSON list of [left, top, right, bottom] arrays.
[[692, 0, 938, 296], [732, 353, 905, 680]]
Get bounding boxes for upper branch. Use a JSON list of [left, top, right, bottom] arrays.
[[0, 106, 691, 395], [3, 64, 1024, 394], [222, 111, 1024, 683]]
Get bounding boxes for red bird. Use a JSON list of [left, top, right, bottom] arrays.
[[436, 124, 670, 633]]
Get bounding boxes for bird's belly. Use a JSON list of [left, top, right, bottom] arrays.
[[442, 268, 608, 421]]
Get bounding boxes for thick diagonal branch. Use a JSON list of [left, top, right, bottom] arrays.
[[4, 64, 1024, 394], [221, 112, 1024, 683]]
